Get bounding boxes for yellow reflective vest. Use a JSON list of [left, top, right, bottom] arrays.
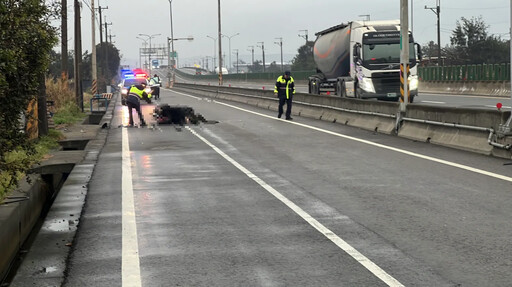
[[274, 76, 295, 99]]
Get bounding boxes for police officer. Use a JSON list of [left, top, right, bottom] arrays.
[[125, 81, 151, 127], [274, 70, 295, 120], [149, 74, 161, 99]]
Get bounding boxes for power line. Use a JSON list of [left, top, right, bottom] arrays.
[[443, 6, 508, 11]]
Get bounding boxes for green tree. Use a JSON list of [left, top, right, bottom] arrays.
[[448, 16, 509, 65], [291, 41, 315, 71], [48, 50, 75, 78], [249, 60, 263, 73], [0, 0, 58, 194], [267, 61, 281, 73], [81, 42, 121, 92]]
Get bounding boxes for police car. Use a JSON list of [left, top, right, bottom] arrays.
[[119, 71, 153, 104]]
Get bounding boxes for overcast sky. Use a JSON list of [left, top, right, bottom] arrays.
[[67, 0, 510, 69]]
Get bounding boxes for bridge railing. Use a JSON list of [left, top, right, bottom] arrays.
[[419, 63, 511, 82], [175, 68, 315, 82]]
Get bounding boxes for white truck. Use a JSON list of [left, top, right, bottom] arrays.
[[309, 20, 422, 102]]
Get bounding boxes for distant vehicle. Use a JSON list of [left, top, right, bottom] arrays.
[[309, 20, 422, 102], [214, 67, 228, 75], [152, 59, 160, 69], [118, 73, 152, 105]]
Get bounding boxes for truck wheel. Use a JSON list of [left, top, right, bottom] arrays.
[[354, 82, 362, 98], [310, 79, 320, 95], [336, 81, 346, 97]]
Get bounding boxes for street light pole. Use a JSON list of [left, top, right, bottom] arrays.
[[222, 32, 239, 71], [275, 37, 283, 72], [139, 33, 161, 75], [168, 0, 175, 87], [217, 0, 223, 85], [136, 36, 148, 69], [206, 35, 217, 73]]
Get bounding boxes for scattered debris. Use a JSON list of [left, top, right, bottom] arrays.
[[153, 104, 217, 126]]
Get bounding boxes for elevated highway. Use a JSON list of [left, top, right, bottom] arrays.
[[6, 84, 512, 286]]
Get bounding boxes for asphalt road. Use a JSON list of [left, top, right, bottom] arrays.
[[158, 68, 512, 111], [57, 87, 512, 286]]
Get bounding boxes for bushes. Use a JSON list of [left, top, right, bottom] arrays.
[[46, 77, 85, 125], [0, 0, 58, 202]]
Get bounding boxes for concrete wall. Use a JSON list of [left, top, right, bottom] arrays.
[[0, 175, 46, 282]]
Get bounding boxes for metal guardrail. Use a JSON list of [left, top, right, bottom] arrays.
[[419, 63, 511, 82], [174, 83, 512, 155]]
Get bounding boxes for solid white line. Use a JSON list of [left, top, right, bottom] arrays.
[[172, 90, 512, 183], [122, 128, 142, 287], [186, 126, 405, 287], [485, 105, 511, 109], [420, 100, 446, 104]]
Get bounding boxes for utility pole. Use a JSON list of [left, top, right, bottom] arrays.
[[257, 42, 265, 73], [425, 0, 441, 65], [400, 0, 410, 112], [97, 6, 105, 44], [232, 49, 239, 74], [104, 19, 112, 89], [91, 0, 97, 95], [109, 31, 115, 43], [61, 0, 68, 78], [275, 37, 283, 72], [74, 0, 83, 111], [247, 46, 254, 72], [298, 30, 308, 43]]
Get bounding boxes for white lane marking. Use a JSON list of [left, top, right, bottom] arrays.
[[122, 128, 142, 287], [172, 90, 512, 183], [186, 126, 404, 287], [485, 105, 511, 109], [420, 100, 446, 104]]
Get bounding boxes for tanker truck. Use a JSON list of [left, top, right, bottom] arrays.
[[309, 20, 422, 102]]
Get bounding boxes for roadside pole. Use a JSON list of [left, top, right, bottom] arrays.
[[399, 0, 409, 112], [91, 0, 97, 96]]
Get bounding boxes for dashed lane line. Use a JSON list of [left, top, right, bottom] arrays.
[[186, 126, 405, 287]]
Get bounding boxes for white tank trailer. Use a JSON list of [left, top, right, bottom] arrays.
[[309, 20, 422, 102]]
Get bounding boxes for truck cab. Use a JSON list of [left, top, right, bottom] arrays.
[[309, 20, 421, 102], [348, 20, 420, 101]]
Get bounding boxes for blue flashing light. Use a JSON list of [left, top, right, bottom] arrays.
[[123, 72, 135, 79]]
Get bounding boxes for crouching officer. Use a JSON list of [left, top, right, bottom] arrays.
[[125, 82, 152, 127], [274, 70, 295, 120]]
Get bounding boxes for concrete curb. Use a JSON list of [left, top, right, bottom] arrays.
[[7, 94, 118, 286]]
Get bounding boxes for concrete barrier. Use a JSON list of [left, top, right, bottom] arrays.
[[174, 83, 399, 134], [172, 83, 512, 158], [419, 81, 511, 97], [399, 105, 512, 156]]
